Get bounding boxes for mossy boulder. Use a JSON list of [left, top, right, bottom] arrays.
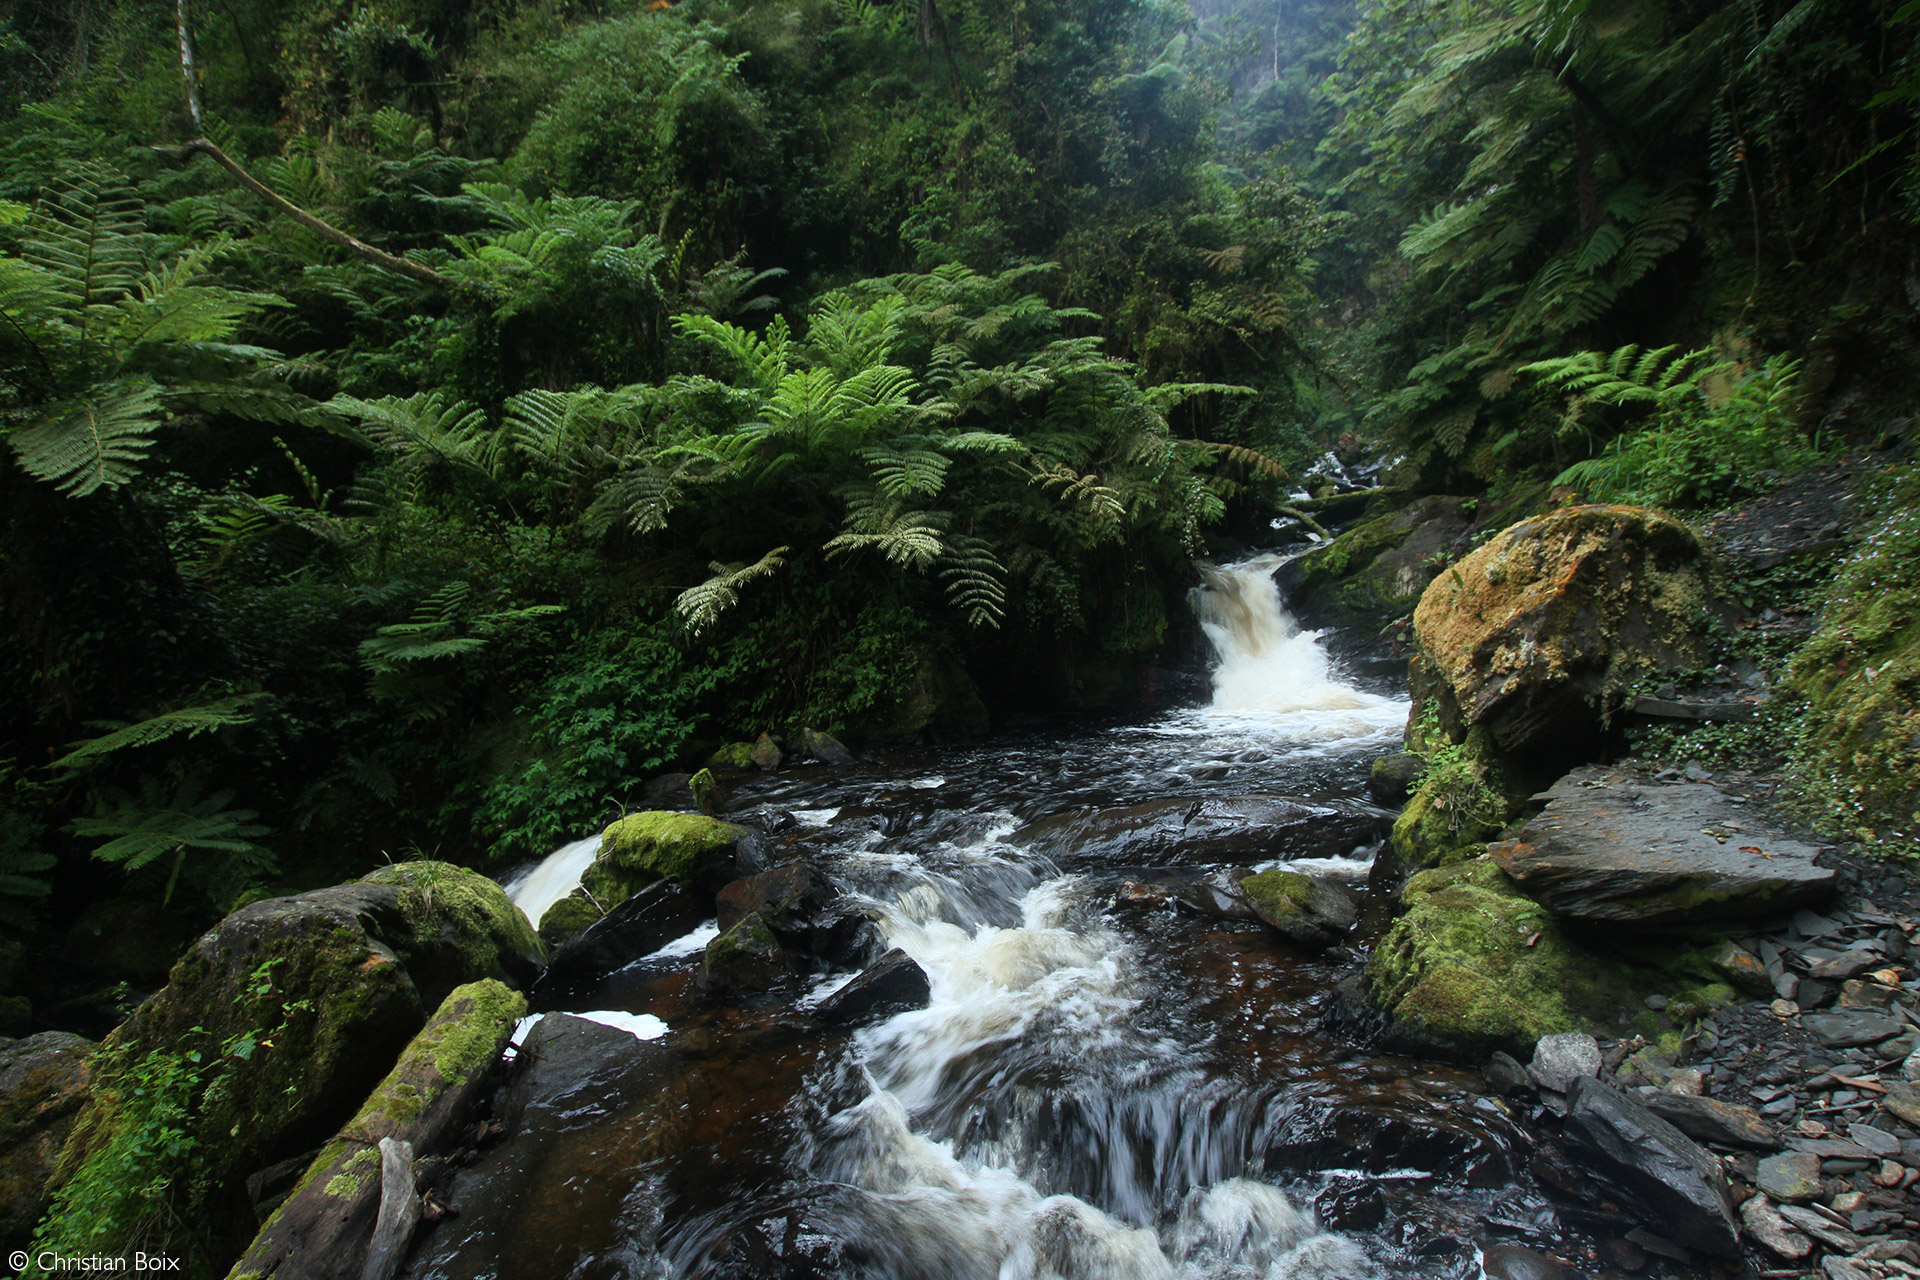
[[699, 913, 798, 997], [231, 979, 526, 1280], [705, 741, 758, 771], [1239, 870, 1358, 950], [47, 862, 542, 1271], [0, 1032, 93, 1253], [1280, 495, 1473, 629], [1390, 726, 1540, 868], [536, 894, 605, 949], [1786, 466, 1920, 845], [582, 811, 756, 905], [1366, 857, 1638, 1059], [1410, 505, 1731, 759]]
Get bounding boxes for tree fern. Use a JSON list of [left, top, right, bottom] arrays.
[[937, 534, 1007, 628], [52, 694, 272, 774], [72, 775, 273, 904], [675, 547, 790, 638]]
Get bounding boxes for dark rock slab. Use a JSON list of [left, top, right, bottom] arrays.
[[1488, 769, 1834, 925], [1637, 1092, 1780, 1149], [1011, 794, 1389, 869], [717, 864, 835, 945], [817, 950, 931, 1027], [537, 879, 707, 995], [1560, 1077, 1740, 1257], [1803, 1010, 1904, 1048]]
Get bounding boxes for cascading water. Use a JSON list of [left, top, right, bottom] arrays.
[[424, 558, 1575, 1279]]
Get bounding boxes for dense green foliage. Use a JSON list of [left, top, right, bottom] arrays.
[[2, 0, 1917, 956]]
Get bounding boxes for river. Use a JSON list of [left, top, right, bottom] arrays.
[[416, 556, 1571, 1280]]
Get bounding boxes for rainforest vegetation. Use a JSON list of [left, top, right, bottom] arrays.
[[4, 0, 1920, 999]]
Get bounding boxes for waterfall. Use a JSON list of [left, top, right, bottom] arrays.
[[1190, 554, 1397, 722], [503, 832, 601, 926]]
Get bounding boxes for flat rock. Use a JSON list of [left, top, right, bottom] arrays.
[[1774, 1203, 1862, 1252], [1755, 1151, 1823, 1201], [1638, 1092, 1780, 1150], [1804, 1010, 1904, 1048], [1529, 1032, 1602, 1094], [1561, 1078, 1740, 1257], [1809, 948, 1886, 981], [1488, 769, 1834, 925], [1849, 1123, 1901, 1158], [1739, 1195, 1812, 1260], [1882, 1082, 1920, 1125], [1010, 795, 1389, 868]]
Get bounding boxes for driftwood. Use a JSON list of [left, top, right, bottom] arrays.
[[358, 1138, 420, 1280]]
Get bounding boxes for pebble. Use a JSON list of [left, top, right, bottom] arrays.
[[1852, 1122, 1902, 1157], [1528, 1032, 1602, 1094], [1772, 998, 1800, 1018], [1832, 1190, 1868, 1213], [1873, 1159, 1906, 1187], [1883, 1082, 1920, 1125], [1664, 1067, 1705, 1097]]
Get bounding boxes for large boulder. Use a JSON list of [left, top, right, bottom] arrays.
[[0, 1032, 93, 1253], [230, 980, 526, 1280], [1488, 768, 1835, 925], [1365, 858, 1637, 1059], [583, 811, 760, 904], [1011, 796, 1389, 869], [43, 862, 541, 1270], [1409, 505, 1730, 758]]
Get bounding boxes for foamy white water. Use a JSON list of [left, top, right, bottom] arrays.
[[1191, 555, 1404, 735], [505, 832, 599, 926]]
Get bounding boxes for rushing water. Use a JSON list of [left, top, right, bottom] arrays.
[[435, 557, 1584, 1280]]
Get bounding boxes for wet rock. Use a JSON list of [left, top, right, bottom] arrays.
[[1560, 1077, 1740, 1257], [1774, 1203, 1862, 1251], [1803, 1010, 1905, 1048], [1485, 1051, 1532, 1095], [1010, 794, 1389, 868], [752, 732, 783, 770], [707, 741, 758, 771], [1313, 1182, 1387, 1231], [1755, 1151, 1823, 1202], [640, 770, 719, 814], [501, 1013, 684, 1135], [1487, 769, 1835, 925], [1239, 870, 1358, 950], [799, 728, 854, 766], [816, 950, 931, 1027], [539, 879, 707, 994], [0, 1031, 93, 1251], [1528, 1032, 1602, 1094], [1740, 1194, 1813, 1260], [232, 980, 525, 1280], [1110, 871, 1261, 922], [1638, 1093, 1780, 1149], [1408, 505, 1733, 758], [717, 864, 835, 947], [1480, 1244, 1569, 1280], [1368, 858, 1637, 1059], [585, 811, 763, 904], [699, 913, 799, 998], [1368, 753, 1423, 807]]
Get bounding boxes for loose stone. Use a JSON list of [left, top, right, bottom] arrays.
[[1755, 1151, 1824, 1202], [1738, 1194, 1813, 1260]]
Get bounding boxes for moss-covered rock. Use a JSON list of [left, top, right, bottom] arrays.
[[0, 1032, 93, 1254], [699, 912, 797, 997], [1390, 724, 1538, 868], [870, 652, 990, 740], [231, 980, 526, 1280], [1786, 465, 1920, 847], [1279, 496, 1473, 628], [705, 741, 758, 771], [1410, 504, 1731, 759], [536, 893, 605, 949], [583, 812, 753, 905], [1366, 857, 1639, 1059], [44, 863, 542, 1272], [1239, 870, 1358, 950]]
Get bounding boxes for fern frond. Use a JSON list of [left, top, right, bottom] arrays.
[[674, 546, 789, 638], [52, 693, 271, 773], [938, 534, 1007, 628], [9, 377, 167, 495]]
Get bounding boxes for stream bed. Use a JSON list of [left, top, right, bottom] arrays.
[[406, 560, 1656, 1280]]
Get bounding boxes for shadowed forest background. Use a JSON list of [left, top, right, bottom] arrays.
[[4, 0, 1920, 981]]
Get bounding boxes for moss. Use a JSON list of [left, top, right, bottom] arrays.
[[363, 861, 546, 982], [1367, 857, 1639, 1057], [537, 892, 604, 947], [322, 1145, 379, 1200], [585, 811, 746, 904], [1786, 463, 1920, 851], [706, 741, 758, 771], [705, 912, 778, 965], [1239, 870, 1314, 921], [1390, 724, 1525, 868], [688, 767, 719, 815]]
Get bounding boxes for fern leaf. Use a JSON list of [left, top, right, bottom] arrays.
[[674, 546, 790, 637], [52, 693, 271, 773], [9, 377, 167, 495]]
